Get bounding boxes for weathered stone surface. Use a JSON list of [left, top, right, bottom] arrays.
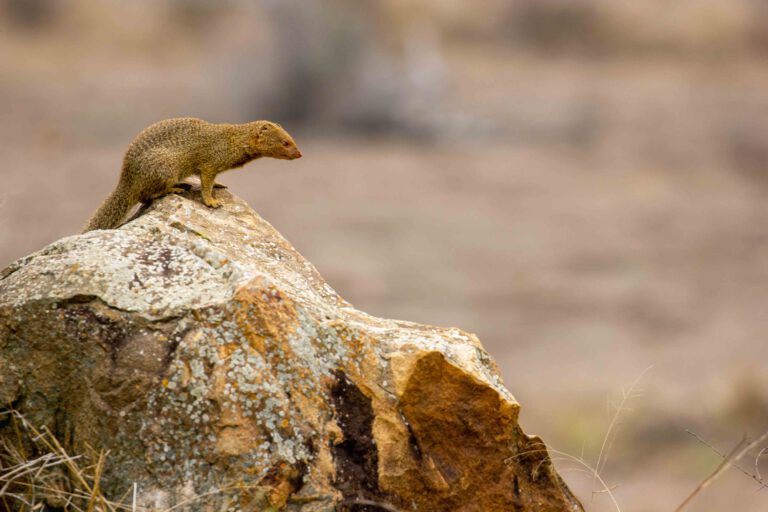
[[0, 188, 582, 511]]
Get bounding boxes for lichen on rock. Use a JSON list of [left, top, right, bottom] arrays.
[[0, 188, 582, 511]]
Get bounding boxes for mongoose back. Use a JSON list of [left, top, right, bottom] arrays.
[[83, 117, 302, 232]]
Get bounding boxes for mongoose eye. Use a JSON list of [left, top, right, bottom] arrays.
[[282, 141, 290, 147]]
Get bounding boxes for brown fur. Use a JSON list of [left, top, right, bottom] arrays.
[[83, 118, 301, 232]]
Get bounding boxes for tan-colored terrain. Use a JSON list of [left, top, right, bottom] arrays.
[[1, 2, 768, 510]]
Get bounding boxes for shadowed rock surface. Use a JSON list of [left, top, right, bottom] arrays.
[[0, 189, 582, 511]]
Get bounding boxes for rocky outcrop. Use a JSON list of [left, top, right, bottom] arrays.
[[0, 188, 582, 511]]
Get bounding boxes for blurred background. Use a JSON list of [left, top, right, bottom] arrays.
[[1, 0, 768, 510]]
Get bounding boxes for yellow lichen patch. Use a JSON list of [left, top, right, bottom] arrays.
[[216, 342, 240, 361], [324, 320, 364, 354], [215, 421, 265, 457], [233, 279, 299, 346], [322, 321, 373, 384]]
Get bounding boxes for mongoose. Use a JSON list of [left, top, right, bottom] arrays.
[[83, 117, 302, 232]]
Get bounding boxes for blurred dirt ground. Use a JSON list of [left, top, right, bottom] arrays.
[[2, 1, 768, 511]]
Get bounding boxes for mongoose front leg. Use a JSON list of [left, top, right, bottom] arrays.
[[200, 167, 221, 208]]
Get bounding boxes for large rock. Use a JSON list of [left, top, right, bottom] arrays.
[[0, 188, 582, 511]]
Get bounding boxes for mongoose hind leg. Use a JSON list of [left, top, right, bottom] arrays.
[[200, 166, 221, 208]]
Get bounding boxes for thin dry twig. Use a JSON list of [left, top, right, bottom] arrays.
[[591, 365, 652, 502], [755, 447, 768, 482], [86, 450, 107, 512], [687, 430, 768, 489], [675, 429, 768, 512], [674, 435, 748, 512]]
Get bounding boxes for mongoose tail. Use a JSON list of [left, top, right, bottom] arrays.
[[82, 184, 134, 232]]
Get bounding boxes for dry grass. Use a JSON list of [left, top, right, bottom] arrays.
[[589, 366, 652, 508], [0, 410, 121, 512], [0, 410, 272, 512], [506, 368, 653, 512], [507, 366, 768, 512]]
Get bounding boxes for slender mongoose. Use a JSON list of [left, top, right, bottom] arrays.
[[82, 117, 302, 232]]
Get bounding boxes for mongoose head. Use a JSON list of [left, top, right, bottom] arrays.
[[254, 122, 302, 160]]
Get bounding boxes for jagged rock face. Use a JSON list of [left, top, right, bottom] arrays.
[[0, 189, 582, 511]]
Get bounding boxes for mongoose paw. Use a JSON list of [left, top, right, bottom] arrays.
[[213, 182, 228, 189], [166, 187, 187, 195], [203, 198, 222, 209]]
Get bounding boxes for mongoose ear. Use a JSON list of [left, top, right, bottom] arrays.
[[254, 123, 270, 142]]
